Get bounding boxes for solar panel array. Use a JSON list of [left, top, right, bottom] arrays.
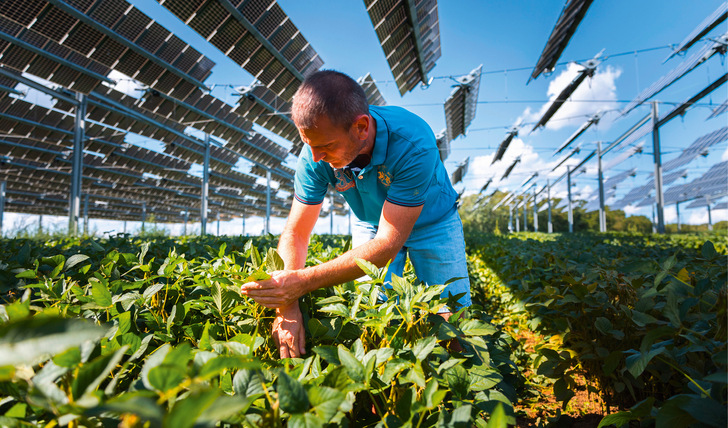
[[435, 129, 450, 162], [444, 65, 482, 142], [662, 161, 727, 205], [533, 62, 596, 131], [621, 36, 726, 116], [491, 129, 518, 165], [529, 0, 595, 81], [707, 100, 728, 120], [665, 3, 727, 62], [364, 0, 442, 95], [662, 126, 728, 172], [357, 73, 387, 106], [633, 169, 688, 207], [450, 156, 469, 185], [604, 143, 643, 171], [712, 201, 728, 210], [0, 0, 330, 225]]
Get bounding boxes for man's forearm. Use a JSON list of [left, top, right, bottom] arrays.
[[277, 229, 309, 271], [297, 236, 401, 294]]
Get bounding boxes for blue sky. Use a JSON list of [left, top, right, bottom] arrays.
[[7, 0, 727, 236]]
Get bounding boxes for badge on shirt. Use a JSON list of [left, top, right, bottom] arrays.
[[378, 166, 392, 187], [333, 168, 356, 192]]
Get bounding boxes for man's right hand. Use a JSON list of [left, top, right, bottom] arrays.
[[272, 302, 306, 358]]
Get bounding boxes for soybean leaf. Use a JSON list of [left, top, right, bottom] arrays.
[[164, 389, 220, 428], [147, 364, 186, 393], [354, 258, 380, 279], [338, 345, 365, 383], [626, 347, 666, 378], [309, 386, 345, 422], [266, 248, 285, 272], [597, 411, 636, 428], [486, 403, 508, 428], [277, 371, 309, 414], [233, 369, 266, 398], [459, 320, 498, 336], [72, 347, 127, 400], [65, 254, 90, 272], [0, 317, 105, 366], [412, 337, 437, 361]]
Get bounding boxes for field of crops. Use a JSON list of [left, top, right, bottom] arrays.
[[0, 231, 725, 427]]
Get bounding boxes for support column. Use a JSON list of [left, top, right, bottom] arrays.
[[69, 92, 86, 236], [652, 203, 657, 233], [83, 193, 90, 235], [533, 185, 538, 232], [242, 212, 246, 236], [676, 202, 681, 232], [651, 102, 666, 233], [597, 141, 606, 232], [567, 166, 574, 233], [141, 202, 146, 233], [39, 215, 43, 235], [123, 220, 127, 234], [523, 196, 528, 232], [0, 181, 5, 237], [201, 134, 210, 236], [547, 180, 553, 233], [515, 204, 520, 232], [265, 169, 271, 235], [217, 213, 221, 236], [183, 210, 189, 235], [508, 204, 513, 233], [329, 193, 334, 235], [707, 201, 713, 231]]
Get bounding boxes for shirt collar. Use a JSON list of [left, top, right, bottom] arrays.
[[370, 106, 388, 167]]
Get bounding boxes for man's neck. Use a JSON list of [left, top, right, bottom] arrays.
[[362, 113, 376, 157]]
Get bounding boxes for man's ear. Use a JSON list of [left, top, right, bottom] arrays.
[[352, 114, 370, 140]]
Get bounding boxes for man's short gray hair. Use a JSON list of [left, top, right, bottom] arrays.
[[291, 70, 369, 130]]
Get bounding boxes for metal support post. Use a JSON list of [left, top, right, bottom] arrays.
[[141, 202, 146, 233], [83, 193, 90, 235], [597, 141, 606, 232], [567, 166, 573, 233], [508, 204, 513, 233], [217, 213, 221, 236], [69, 92, 86, 236], [265, 169, 271, 235], [243, 213, 246, 236], [651, 102, 666, 233], [184, 210, 188, 235], [523, 197, 528, 232], [533, 185, 538, 232], [547, 180, 553, 233], [515, 204, 520, 232], [707, 201, 713, 231], [123, 220, 127, 234], [652, 203, 657, 233], [0, 181, 5, 236], [676, 202, 681, 232], [201, 134, 210, 236], [329, 193, 334, 235], [39, 215, 43, 235]]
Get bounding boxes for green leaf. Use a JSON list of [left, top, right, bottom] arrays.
[[553, 378, 575, 405], [93, 394, 163, 426], [594, 317, 612, 335], [15, 269, 36, 279], [307, 319, 329, 338], [288, 413, 322, 428], [412, 337, 438, 360], [319, 303, 350, 318], [164, 389, 219, 428], [459, 320, 497, 336], [91, 280, 113, 308], [354, 258, 380, 279], [338, 345, 365, 383], [266, 248, 285, 271], [199, 321, 212, 351], [630, 310, 660, 327], [597, 411, 636, 428], [486, 402, 507, 428], [0, 317, 105, 366], [664, 291, 681, 327], [313, 346, 340, 365], [445, 364, 470, 399], [4, 301, 29, 321], [701, 241, 717, 259], [53, 347, 81, 368], [655, 395, 697, 428], [4, 402, 26, 418], [71, 347, 126, 400], [65, 254, 90, 271], [147, 364, 186, 392], [233, 369, 266, 398], [277, 371, 310, 414], [680, 396, 727, 427], [382, 358, 411, 384], [308, 386, 345, 422], [626, 347, 665, 378]]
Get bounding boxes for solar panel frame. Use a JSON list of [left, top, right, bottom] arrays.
[[357, 73, 387, 106], [707, 100, 728, 120], [665, 3, 727, 62], [444, 65, 482, 142]]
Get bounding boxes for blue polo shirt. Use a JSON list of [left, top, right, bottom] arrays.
[[293, 105, 458, 229]]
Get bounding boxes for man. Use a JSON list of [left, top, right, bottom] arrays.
[[241, 70, 471, 358]]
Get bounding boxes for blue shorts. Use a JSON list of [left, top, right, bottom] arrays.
[[351, 211, 472, 310]]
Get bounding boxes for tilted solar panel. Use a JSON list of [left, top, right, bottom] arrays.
[[707, 100, 728, 120], [435, 129, 449, 162], [450, 157, 469, 185], [533, 61, 597, 131], [364, 0, 441, 95], [444, 65, 482, 142], [662, 126, 728, 172], [358, 73, 387, 106], [665, 3, 727, 62], [491, 129, 518, 165]]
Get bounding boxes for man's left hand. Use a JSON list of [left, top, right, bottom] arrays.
[[240, 270, 308, 308]]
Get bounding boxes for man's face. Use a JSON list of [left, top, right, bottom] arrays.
[[299, 115, 368, 169]]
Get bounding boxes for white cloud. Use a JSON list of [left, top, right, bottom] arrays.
[[722, 145, 728, 161], [522, 63, 622, 131]]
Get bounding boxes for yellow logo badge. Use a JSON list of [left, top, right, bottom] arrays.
[[378, 168, 392, 187]]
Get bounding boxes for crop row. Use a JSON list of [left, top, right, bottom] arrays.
[[0, 235, 520, 427], [467, 232, 727, 427]]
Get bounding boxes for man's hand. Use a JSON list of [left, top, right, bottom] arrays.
[[240, 270, 309, 309], [273, 303, 306, 358]]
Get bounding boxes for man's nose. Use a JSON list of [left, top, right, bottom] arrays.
[[311, 148, 325, 162]]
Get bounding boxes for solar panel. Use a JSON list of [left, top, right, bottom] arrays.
[[665, 3, 727, 62], [491, 128, 518, 165], [364, 0, 441, 95], [604, 167, 637, 190], [621, 36, 727, 116], [663, 161, 727, 204], [554, 112, 601, 155], [358, 73, 387, 106], [604, 143, 643, 171], [663, 126, 728, 172], [444, 65, 482, 142], [533, 59, 597, 131], [435, 129, 450, 162], [450, 157, 469, 185], [158, 0, 323, 101], [501, 156, 521, 180], [713, 201, 728, 210], [551, 145, 581, 172], [480, 178, 493, 194], [707, 100, 728, 120], [529, 0, 595, 81]]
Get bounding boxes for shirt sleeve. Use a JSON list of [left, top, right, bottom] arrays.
[[294, 145, 329, 205], [385, 145, 438, 207]]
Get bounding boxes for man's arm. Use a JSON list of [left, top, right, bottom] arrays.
[[241, 201, 423, 307]]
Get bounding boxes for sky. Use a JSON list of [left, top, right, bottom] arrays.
[[5, 0, 727, 236]]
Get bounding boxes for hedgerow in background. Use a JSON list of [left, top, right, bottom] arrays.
[[0, 235, 521, 427]]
